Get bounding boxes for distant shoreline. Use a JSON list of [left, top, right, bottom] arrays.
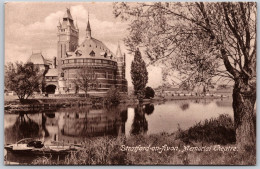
[[4, 94, 231, 114]]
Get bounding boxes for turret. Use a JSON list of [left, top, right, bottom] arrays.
[[116, 43, 126, 79]]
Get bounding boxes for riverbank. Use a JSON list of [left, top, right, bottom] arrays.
[[29, 114, 255, 165], [4, 94, 230, 113]]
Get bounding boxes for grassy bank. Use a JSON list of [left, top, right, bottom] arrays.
[[32, 114, 256, 165]]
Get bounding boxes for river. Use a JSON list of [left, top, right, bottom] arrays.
[[4, 98, 233, 164]]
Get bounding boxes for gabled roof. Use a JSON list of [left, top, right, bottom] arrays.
[[45, 68, 58, 77], [27, 53, 47, 65]]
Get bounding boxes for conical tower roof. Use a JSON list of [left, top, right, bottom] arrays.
[[116, 42, 123, 58], [63, 8, 73, 20], [86, 20, 91, 31], [86, 12, 91, 31]]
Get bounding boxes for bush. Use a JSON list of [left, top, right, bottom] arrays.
[[177, 114, 236, 145], [145, 86, 155, 99], [104, 86, 121, 105]]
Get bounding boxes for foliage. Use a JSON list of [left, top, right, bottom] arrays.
[[33, 121, 256, 165], [72, 66, 98, 97], [114, 2, 256, 148], [145, 86, 155, 99], [114, 2, 256, 85], [177, 114, 235, 145], [130, 49, 148, 100], [5, 62, 43, 101], [104, 86, 121, 105]]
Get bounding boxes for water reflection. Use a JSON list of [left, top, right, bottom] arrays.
[[144, 104, 155, 115], [5, 99, 233, 145], [5, 114, 42, 144], [180, 103, 189, 111], [5, 105, 130, 145], [131, 104, 148, 135], [61, 106, 127, 141]]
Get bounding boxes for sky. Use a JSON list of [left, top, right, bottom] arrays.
[[5, 2, 163, 88]]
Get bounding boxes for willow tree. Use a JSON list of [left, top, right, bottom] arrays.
[[113, 2, 256, 148]]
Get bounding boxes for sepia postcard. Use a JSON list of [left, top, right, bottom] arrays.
[[4, 1, 256, 165]]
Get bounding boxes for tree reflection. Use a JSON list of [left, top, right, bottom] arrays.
[[144, 104, 154, 115], [5, 113, 41, 143], [180, 103, 189, 111], [42, 114, 49, 137], [131, 104, 148, 135]]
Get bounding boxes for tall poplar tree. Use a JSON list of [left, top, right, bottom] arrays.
[[131, 49, 148, 100]]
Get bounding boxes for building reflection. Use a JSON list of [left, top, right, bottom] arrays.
[[5, 103, 157, 145], [44, 105, 128, 144]]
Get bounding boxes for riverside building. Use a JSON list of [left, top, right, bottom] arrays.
[[28, 8, 128, 96]]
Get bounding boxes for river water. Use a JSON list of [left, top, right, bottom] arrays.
[[4, 98, 233, 164]]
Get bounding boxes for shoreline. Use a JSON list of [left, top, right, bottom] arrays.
[[4, 95, 231, 114]]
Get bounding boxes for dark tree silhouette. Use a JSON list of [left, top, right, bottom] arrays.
[[131, 49, 148, 100], [145, 86, 155, 99]]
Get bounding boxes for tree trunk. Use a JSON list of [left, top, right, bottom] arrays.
[[232, 78, 256, 150]]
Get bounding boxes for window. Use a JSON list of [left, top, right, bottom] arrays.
[[90, 50, 95, 57], [78, 59, 83, 63], [95, 60, 101, 63]]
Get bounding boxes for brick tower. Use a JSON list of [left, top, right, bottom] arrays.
[[57, 8, 79, 76]]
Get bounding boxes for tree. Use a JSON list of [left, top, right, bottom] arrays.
[[105, 85, 121, 105], [131, 48, 148, 100], [114, 2, 256, 149], [5, 62, 43, 102], [73, 66, 98, 97], [145, 86, 155, 99]]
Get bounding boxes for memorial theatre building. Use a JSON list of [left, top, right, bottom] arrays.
[[28, 8, 128, 96]]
